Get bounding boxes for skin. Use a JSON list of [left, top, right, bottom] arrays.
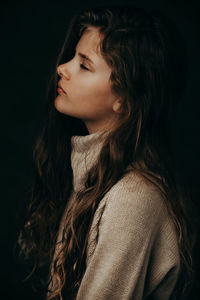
[[54, 26, 122, 134]]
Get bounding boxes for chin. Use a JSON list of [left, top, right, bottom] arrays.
[[54, 97, 66, 114]]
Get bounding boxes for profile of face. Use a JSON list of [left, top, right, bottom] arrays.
[[54, 26, 122, 134]]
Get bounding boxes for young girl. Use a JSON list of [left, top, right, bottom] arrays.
[[17, 4, 196, 300]]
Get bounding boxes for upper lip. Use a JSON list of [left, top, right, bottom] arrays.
[[58, 81, 66, 93]]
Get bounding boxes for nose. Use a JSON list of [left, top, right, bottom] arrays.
[[57, 63, 70, 79]]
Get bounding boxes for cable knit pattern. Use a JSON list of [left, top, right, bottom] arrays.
[[86, 193, 108, 266], [48, 130, 181, 300]]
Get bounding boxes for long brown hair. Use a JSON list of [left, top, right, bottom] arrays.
[[17, 4, 197, 300]]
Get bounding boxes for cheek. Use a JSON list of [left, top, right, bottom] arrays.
[[72, 75, 112, 101]]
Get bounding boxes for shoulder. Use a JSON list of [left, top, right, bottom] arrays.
[[87, 170, 175, 255], [87, 170, 180, 269], [101, 170, 179, 259], [104, 170, 169, 223]]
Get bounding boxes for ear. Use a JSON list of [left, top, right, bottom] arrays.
[[112, 100, 123, 114]]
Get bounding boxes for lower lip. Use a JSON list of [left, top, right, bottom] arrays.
[[57, 87, 66, 94]]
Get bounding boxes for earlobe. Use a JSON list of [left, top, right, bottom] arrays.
[[113, 101, 122, 113]]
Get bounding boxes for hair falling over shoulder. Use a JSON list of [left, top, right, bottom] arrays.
[[16, 4, 198, 300]]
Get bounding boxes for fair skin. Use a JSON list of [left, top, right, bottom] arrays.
[[54, 26, 122, 134]]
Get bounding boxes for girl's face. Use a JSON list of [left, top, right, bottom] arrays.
[[54, 26, 122, 134]]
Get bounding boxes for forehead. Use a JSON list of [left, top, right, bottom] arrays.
[[76, 26, 103, 56]]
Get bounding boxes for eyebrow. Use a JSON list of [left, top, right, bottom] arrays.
[[75, 47, 95, 65]]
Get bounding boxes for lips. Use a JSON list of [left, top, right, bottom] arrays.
[[57, 81, 66, 94]]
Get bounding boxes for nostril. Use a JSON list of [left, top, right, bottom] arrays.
[[57, 67, 62, 77], [57, 65, 70, 80]]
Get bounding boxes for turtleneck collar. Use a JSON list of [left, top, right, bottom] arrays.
[[70, 130, 110, 192]]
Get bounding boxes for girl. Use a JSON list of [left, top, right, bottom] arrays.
[[17, 4, 196, 300]]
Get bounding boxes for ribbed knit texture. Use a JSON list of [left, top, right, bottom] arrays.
[[70, 129, 110, 192], [48, 130, 181, 300]]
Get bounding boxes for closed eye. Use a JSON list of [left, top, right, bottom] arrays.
[[80, 63, 89, 71]]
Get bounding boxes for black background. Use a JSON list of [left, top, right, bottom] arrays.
[[1, 0, 199, 299]]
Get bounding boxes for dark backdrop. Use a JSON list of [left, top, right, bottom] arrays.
[[1, 0, 199, 299]]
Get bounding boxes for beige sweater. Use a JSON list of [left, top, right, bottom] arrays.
[[49, 130, 181, 300]]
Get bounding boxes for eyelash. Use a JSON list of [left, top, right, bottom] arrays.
[[80, 63, 89, 71]]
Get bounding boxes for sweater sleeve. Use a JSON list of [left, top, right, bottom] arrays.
[[75, 175, 180, 300]]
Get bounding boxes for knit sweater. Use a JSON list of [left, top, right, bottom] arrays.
[[48, 130, 181, 300]]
